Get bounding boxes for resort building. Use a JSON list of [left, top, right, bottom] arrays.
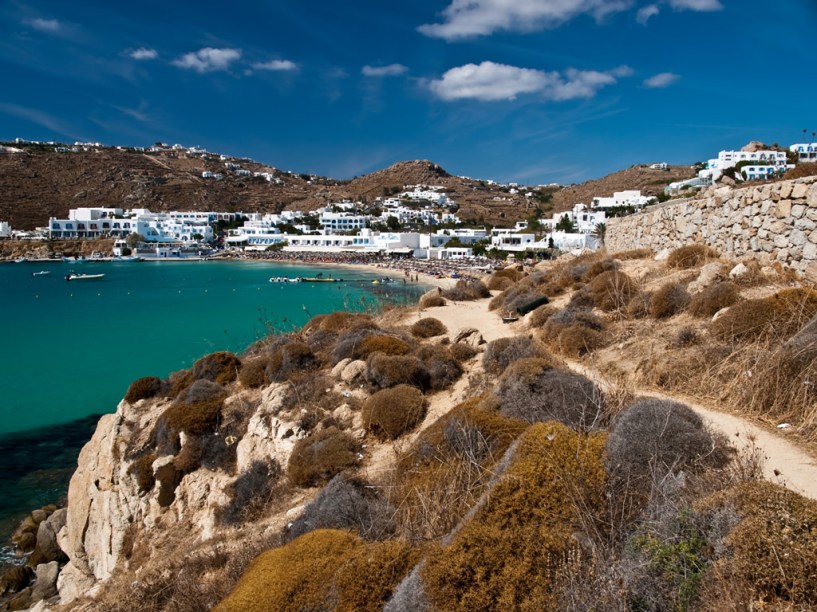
[[790, 143, 817, 163], [318, 212, 370, 233], [699, 150, 789, 182], [591, 190, 651, 211]]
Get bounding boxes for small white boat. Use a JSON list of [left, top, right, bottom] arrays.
[[31, 270, 50, 276], [14, 257, 28, 264], [65, 273, 105, 282]]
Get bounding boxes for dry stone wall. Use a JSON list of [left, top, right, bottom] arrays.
[[607, 176, 817, 273]]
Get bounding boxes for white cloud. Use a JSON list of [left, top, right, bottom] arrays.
[[172, 47, 241, 73], [636, 4, 660, 23], [643, 72, 680, 88], [27, 18, 61, 32], [418, 0, 633, 40], [251, 59, 297, 71], [130, 47, 158, 60], [428, 61, 630, 102], [668, 0, 722, 10], [361, 64, 409, 77]]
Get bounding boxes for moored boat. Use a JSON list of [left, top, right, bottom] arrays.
[[31, 270, 50, 276], [65, 273, 105, 281]]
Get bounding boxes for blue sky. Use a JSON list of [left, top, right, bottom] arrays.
[[1, 0, 815, 184]]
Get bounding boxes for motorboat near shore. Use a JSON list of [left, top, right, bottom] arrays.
[[65, 273, 105, 281], [269, 273, 344, 283], [269, 276, 301, 283], [31, 270, 51, 276]]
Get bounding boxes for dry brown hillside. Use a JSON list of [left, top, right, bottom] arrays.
[[551, 164, 695, 212]]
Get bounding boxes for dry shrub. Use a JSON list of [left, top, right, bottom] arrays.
[[688, 281, 739, 317], [491, 266, 526, 283], [587, 270, 636, 311], [666, 244, 719, 269], [288, 473, 395, 542], [673, 326, 700, 347], [315, 311, 376, 333], [449, 342, 477, 362], [124, 376, 163, 404], [237, 357, 268, 388], [216, 530, 361, 611], [128, 453, 156, 494], [495, 359, 606, 430], [287, 427, 360, 488], [362, 385, 426, 440], [541, 308, 607, 357], [528, 304, 557, 328], [613, 248, 653, 260], [411, 317, 448, 338], [482, 335, 545, 375], [266, 341, 318, 381], [173, 432, 234, 474], [785, 165, 817, 180], [393, 397, 527, 541], [567, 289, 596, 311], [416, 344, 464, 391], [365, 353, 431, 391], [649, 282, 690, 318], [606, 399, 731, 499], [711, 287, 817, 343], [353, 335, 412, 359], [636, 343, 731, 392], [161, 379, 227, 438], [697, 481, 817, 608], [421, 423, 608, 611], [487, 275, 515, 291], [419, 292, 446, 309], [442, 279, 490, 302], [331, 540, 421, 612], [168, 351, 241, 397], [582, 257, 619, 282], [305, 328, 338, 356], [331, 326, 380, 363], [489, 285, 547, 315], [626, 291, 652, 318], [220, 458, 284, 525]]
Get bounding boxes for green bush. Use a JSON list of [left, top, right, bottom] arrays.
[[124, 376, 163, 403], [287, 427, 360, 488], [362, 385, 426, 440], [411, 317, 448, 338]]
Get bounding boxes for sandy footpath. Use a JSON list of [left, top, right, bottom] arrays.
[[399, 294, 817, 502]]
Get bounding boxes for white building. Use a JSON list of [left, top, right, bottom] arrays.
[[649, 162, 668, 170], [790, 142, 817, 163], [319, 212, 370, 233], [699, 149, 789, 182], [591, 190, 651, 211], [0, 221, 11, 238], [490, 229, 536, 249]]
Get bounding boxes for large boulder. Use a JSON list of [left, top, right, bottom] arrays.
[[453, 327, 485, 348]]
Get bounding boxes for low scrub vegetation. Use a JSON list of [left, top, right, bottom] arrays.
[[587, 270, 636, 311], [540, 308, 607, 357], [482, 335, 547, 375], [219, 458, 284, 525], [287, 427, 360, 488], [168, 351, 241, 398], [411, 317, 447, 338], [688, 281, 739, 317], [160, 379, 228, 442], [237, 357, 268, 388], [442, 279, 490, 302], [667, 244, 719, 269], [365, 353, 431, 391], [711, 288, 817, 343], [124, 376, 163, 403], [362, 385, 426, 440], [649, 281, 690, 318]]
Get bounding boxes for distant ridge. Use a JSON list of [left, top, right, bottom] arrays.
[[0, 142, 693, 229]]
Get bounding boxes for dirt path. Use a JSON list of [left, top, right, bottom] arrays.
[[406, 296, 817, 502]]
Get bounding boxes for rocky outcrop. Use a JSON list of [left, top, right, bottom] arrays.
[[607, 177, 817, 275]]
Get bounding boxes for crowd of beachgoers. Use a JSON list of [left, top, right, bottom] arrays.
[[220, 250, 495, 280]]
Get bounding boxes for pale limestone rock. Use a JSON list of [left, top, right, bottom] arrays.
[[332, 403, 356, 429], [808, 184, 817, 207], [712, 307, 730, 322], [729, 263, 749, 279], [36, 508, 66, 564], [791, 204, 806, 219], [235, 404, 301, 474], [56, 559, 97, 603], [790, 229, 808, 247], [780, 182, 793, 199], [795, 217, 816, 232], [792, 183, 808, 199], [688, 263, 725, 293], [453, 327, 484, 347], [776, 199, 792, 218], [31, 561, 59, 602], [804, 242, 817, 260], [774, 234, 789, 249], [341, 360, 367, 384], [654, 248, 671, 261], [331, 358, 351, 379]]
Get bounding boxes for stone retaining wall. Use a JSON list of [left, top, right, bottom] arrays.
[[606, 176, 817, 273]]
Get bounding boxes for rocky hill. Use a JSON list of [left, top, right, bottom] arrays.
[[0, 143, 692, 230], [551, 163, 696, 211]]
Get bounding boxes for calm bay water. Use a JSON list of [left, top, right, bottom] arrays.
[[0, 259, 423, 544]]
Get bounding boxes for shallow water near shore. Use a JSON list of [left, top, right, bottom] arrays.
[[0, 259, 424, 547]]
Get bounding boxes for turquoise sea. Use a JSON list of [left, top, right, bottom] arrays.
[[0, 259, 423, 546]]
